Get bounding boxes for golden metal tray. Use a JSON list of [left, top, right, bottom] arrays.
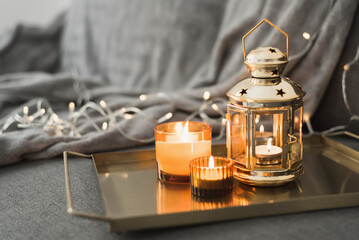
[[63, 132, 359, 232]]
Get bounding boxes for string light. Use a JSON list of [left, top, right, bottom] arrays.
[[69, 102, 75, 111], [99, 100, 107, 108], [139, 94, 147, 101], [23, 106, 29, 116], [158, 112, 173, 123], [124, 114, 133, 120], [203, 91, 211, 101], [1, 11, 355, 142], [303, 32, 311, 40]]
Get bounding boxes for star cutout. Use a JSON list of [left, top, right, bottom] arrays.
[[271, 68, 279, 76], [276, 89, 286, 97], [239, 88, 247, 96], [269, 48, 276, 53]]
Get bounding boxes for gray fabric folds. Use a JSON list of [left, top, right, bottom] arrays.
[[0, 0, 357, 166]]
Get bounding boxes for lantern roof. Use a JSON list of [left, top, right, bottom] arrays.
[[227, 77, 305, 103]]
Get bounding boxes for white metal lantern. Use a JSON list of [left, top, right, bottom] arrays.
[[226, 19, 306, 186]]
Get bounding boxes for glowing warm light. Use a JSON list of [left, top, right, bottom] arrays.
[[260, 125, 264, 135], [221, 118, 226, 125], [212, 103, 219, 111], [52, 114, 59, 122], [99, 100, 107, 108], [208, 156, 215, 168], [139, 94, 147, 101], [155, 121, 211, 178], [303, 114, 310, 122], [69, 102, 75, 111], [344, 64, 349, 71], [120, 172, 129, 179], [23, 106, 29, 115], [182, 121, 190, 142], [124, 114, 133, 119], [233, 114, 240, 124], [40, 108, 46, 115], [102, 122, 108, 130], [267, 138, 272, 153], [157, 112, 173, 123], [203, 91, 210, 100], [165, 112, 173, 120], [120, 107, 126, 113], [105, 173, 109, 177], [303, 32, 310, 40], [255, 115, 260, 123], [28, 116, 34, 122]]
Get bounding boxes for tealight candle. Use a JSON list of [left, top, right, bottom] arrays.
[[255, 138, 283, 165], [155, 121, 211, 183], [190, 156, 233, 198]]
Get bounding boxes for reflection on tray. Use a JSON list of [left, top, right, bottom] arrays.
[[157, 181, 234, 213], [64, 134, 359, 232], [90, 134, 359, 233], [156, 179, 304, 214], [233, 180, 302, 204]]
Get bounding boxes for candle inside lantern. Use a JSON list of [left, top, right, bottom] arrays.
[[155, 121, 211, 183], [190, 156, 233, 198], [255, 138, 283, 158]]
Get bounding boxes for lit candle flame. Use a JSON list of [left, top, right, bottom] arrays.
[[267, 138, 272, 153], [182, 121, 190, 142], [209, 156, 215, 168], [260, 125, 264, 136], [139, 94, 147, 101]]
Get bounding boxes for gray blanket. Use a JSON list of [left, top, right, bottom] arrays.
[[0, 0, 357, 166]]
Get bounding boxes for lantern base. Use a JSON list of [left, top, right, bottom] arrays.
[[233, 164, 303, 187]]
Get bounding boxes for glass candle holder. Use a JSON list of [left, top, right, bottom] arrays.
[[190, 156, 233, 198], [155, 121, 211, 183]]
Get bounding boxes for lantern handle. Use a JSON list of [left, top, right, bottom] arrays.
[[242, 19, 289, 60]]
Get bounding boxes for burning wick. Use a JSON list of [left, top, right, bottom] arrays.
[[267, 138, 272, 153], [209, 156, 215, 168], [260, 125, 264, 137]]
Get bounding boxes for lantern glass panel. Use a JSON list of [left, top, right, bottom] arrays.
[[253, 110, 284, 167], [227, 105, 247, 167], [290, 106, 303, 163]]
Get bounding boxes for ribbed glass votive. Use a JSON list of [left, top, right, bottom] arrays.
[[190, 156, 233, 198]]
